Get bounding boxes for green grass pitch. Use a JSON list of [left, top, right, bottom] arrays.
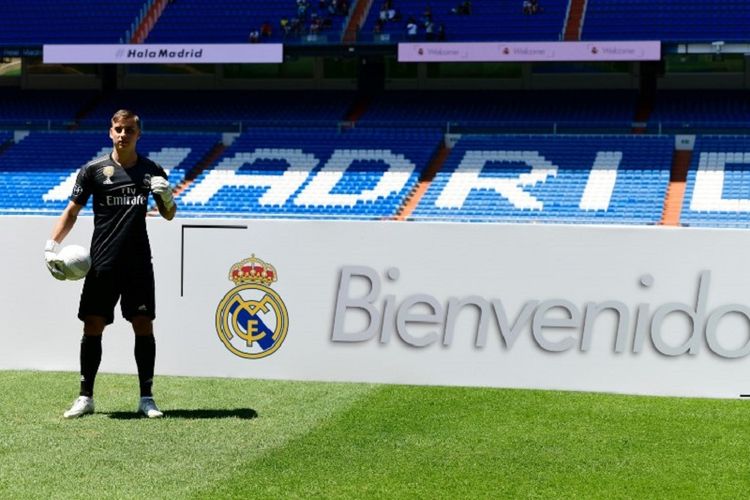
[[0, 371, 748, 499]]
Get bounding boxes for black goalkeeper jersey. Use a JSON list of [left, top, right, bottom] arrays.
[[70, 153, 168, 271]]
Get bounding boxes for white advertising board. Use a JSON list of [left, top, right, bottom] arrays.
[[3, 217, 750, 399], [43, 44, 283, 64], [398, 41, 661, 62]]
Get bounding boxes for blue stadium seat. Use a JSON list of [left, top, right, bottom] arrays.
[[681, 136, 750, 228]]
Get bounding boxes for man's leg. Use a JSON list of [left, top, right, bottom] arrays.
[[80, 316, 106, 397], [64, 316, 105, 419], [132, 316, 155, 398], [132, 316, 163, 418]]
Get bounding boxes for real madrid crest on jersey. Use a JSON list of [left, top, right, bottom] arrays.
[[215, 255, 289, 359]]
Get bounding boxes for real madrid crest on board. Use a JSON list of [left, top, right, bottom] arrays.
[[215, 255, 289, 359]]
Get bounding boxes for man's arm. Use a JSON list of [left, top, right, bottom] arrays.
[[50, 200, 84, 243]]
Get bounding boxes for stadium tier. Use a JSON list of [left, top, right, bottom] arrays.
[[681, 136, 750, 228], [357, 90, 637, 131], [0, 131, 220, 215], [178, 127, 442, 218], [0, 89, 99, 127], [648, 90, 750, 132], [0, 1, 145, 45], [6, 128, 750, 226], [146, 0, 351, 43], [3, 0, 750, 45], [582, 0, 750, 42], [361, 0, 568, 41], [410, 134, 673, 224], [78, 90, 357, 129]]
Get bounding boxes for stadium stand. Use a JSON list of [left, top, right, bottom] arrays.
[[356, 90, 638, 132], [146, 0, 352, 43], [648, 90, 750, 133], [0, 131, 220, 215], [410, 134, 674, 224], [361, 0, 568, 41], [582, 0, 750, 42], [79, 90, 357, 129], [0, 1, 146, 45], [0, 88, 98, 129], [177, 127, 442, 218], [680, 135, 750, 228]]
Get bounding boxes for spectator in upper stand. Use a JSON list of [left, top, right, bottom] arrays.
[[248, 29, 260, 43], [310, 14, 322, 34], [297, 0, 309, 17], [451, 0, 471, 15], [523, 0, 532, 14], [531, 0, 543, 14], [374, 17, 385, 34], [406, 16, 418, 38], [337, 0, 349, 15], [437, 23, 446, 40], [260, 21, 273, 38], [287, 17, 303, 36], [379, 3, 389, 22], [280, 17, 291, 37], [424, 19, 435, 40]]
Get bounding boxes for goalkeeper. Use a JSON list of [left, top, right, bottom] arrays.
[[44, 109, 176, 419]]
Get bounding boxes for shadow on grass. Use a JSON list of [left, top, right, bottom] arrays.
[[105, 408, 258, 420]]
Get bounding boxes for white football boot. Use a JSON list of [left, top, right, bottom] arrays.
[[138, 397, 164, 418], [63, 396, 95, 419]]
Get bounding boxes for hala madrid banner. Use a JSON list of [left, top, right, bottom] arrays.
[[3, 217, 750, 399]]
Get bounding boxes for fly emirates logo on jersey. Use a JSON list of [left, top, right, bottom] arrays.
[[331, 266, 750, 359], [105, 186, 147, 207]]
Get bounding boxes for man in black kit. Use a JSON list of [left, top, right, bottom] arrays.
[[44, 109, 176, 419]]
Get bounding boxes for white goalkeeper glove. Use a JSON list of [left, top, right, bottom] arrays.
[[44, 239, 66, 281], [150, 176, 174, 209]]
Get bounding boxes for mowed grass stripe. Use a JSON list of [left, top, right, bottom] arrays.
[[199, 384, 750, 499], [0, 371, 375, 499]]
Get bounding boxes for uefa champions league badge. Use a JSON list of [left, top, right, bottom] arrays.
[[215, 255, 289, 359]]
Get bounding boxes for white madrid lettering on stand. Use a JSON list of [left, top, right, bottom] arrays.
[[690, 152, 750, 211], [294, 149, 415, 207], [180, 149, 318, 205], [435, 151, 557, 210], [578, 151, 622, 210]]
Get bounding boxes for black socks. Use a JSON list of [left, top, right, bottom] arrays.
[[79, 334, 156, 398], [134, 334, 156, 398], [79, 335, 102, 398]]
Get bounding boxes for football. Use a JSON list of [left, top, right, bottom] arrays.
[[57, 244, 91, 281]]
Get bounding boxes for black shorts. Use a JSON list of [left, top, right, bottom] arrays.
[[78, 263, 156, 325]]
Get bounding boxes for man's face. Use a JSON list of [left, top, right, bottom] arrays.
[[109, 116, 141, 152]]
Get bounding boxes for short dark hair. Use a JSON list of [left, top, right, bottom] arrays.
[[111, 109, 141, 130]]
